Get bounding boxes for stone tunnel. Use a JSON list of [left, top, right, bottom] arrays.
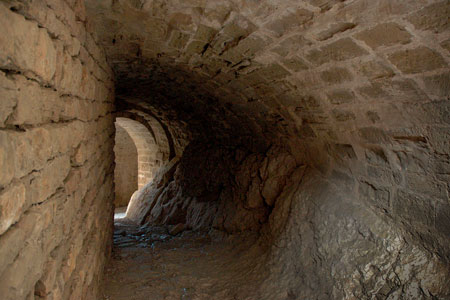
[[0, 0, 449, 299]]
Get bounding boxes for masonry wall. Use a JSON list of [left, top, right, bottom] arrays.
[[0, 1, 115, 299]]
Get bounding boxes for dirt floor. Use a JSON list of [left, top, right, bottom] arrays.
[[101, 217, 267, 300]]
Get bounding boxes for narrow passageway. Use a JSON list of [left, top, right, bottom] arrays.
[[1, 0, 449, 299]]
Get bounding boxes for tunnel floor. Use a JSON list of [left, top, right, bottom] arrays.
[[102, 219, 266, 300]]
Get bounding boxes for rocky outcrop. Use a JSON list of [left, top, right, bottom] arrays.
[[126, 142, 299, 233], [126, 155, 181, 223], [259, 169, 450, 299]]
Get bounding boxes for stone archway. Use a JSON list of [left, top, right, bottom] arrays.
[[115, 117, 159, 190], [113, 121, 138, 208]]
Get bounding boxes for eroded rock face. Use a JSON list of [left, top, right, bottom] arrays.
[[126, 141, 300, 233], [261, 169, 450, 299]]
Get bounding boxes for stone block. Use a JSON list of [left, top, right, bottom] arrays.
[[62, 97, 91, 121], [307, 38, 368, 65], [29, 155, 71, 204], [315, 22, 356, 41], [185, 40, 207, 56], [222, 36, 265, 64], [69, 58, 83, 96], [0, 241, 45, 300], [266, 9, 313, 36], [0, 5, 56, 82], [9, 75, 61, 125], [11, 128, 54, 178], [61, 196, 81, 236], [58, 51, 74, 93], [407, 1, 450, 33], [49, 121, 84, 155], [306, 0, 344, 12], [0, 181, 26, 235], [320, 67, 353, 84], [0, 131, 16, 186], [0, 71, 17, 127], [222, 22, 254, 39], [34, 270, 55, 298], [359, 127, 390, 143], [327, 89, 356, 104], [45, 7, 72, 46], [388, 47, 447, 74], [241, 71, 266, 86], [332, 109, 356, 121], [257, 63, 290, 81], [271, 35, 311, 57], [168, 31, 190, 49], [37, 195, 63, 253], [193, 24, 217, 42], [281, 56, 309, 72], [235, 36, 265, 57], [0, 210, 42, 275], [277, 92, 300, 107], [357, 83, 388, 99], [168, 12, 194, 32], [356, 60, 394, 79], [355, 23, 411, 49], [61, 232, 84, 281]]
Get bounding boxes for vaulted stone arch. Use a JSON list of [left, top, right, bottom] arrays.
[[115, 117, 160, 189], [117, 109, 176, 160], [113, 121, 138, 207]]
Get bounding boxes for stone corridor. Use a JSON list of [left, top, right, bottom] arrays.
[[0, 0, 449, 299]]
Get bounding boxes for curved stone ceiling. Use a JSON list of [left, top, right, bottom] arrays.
[[86, 0, 450, 263], [86, 0, 449, 152]]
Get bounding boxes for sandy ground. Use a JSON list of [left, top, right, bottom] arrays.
[[101, 220, 267, 300]]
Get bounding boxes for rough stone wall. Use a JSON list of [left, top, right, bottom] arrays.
[[127, 140, 286, 232], [114, 123, 138, 208], [259, 168, 450, 299], [0, 1, 115, 299]]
